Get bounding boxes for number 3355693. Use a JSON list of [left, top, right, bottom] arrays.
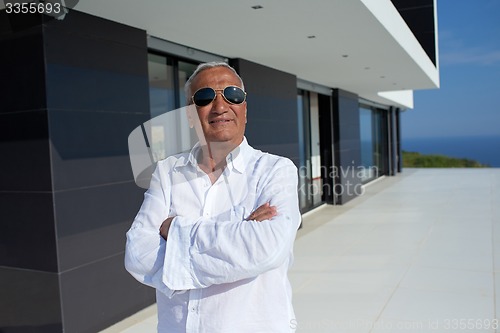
[[5, 2, 62, 14]]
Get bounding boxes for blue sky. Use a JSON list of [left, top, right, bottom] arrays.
[[402, 0, 500, 139]]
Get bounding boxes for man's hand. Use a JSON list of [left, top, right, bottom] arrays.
[[159, 217, 174, 240], [246, 202, 277, 222]]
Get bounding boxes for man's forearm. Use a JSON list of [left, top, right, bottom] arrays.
[[160, 202, 276, 241]]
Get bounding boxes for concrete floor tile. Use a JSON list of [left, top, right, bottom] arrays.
[[100, 169, 500, 333], [399, 266, 494, 295], [378, 287, 494, 323]]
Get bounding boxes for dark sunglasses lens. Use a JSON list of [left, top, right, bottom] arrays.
[[193, 88, 215, 106], [224, 86, 246, 104]]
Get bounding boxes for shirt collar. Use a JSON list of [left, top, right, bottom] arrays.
[[226, 137, 249, 174], [176, 137, 249, 173]]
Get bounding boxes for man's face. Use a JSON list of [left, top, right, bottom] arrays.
[[189, 67, 247, 146]]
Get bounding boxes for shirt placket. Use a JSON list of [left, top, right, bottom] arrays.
[[202, 177, 217, 218], [186, 174, 221, 333], [185, 288, 202, 333]]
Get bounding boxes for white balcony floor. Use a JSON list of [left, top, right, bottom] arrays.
[[101, 168, 500, 333]]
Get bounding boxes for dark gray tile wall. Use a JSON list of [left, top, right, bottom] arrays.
[[59, 253, 154, 333], [43, 10, 154, 333], [0, 11, 62, 332], [396, 109, 403, 172], [332, 89, 363, 204], [318, 94, 335, 205], [0, 267, 62, 333], [55, 183, 143, 271], [0, 192, 58, 272], [389, 107, 398, 176], [0, 110, 52, 192], [0, 9, 155, 333], [0, 13, 46, 113], [229, 58, 300, 166], [379, 110, 390, 176]]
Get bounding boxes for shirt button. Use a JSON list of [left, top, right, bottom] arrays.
[[191, 307, 196, 312]]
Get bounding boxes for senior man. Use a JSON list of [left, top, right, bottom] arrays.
[[125, 62, 300, 332]]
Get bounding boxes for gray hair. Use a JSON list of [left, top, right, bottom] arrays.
[[184, 62, 245, 103]]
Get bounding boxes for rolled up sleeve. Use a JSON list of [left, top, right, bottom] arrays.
[[124, 162, 177, 297]]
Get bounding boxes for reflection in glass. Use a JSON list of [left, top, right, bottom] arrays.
[[128, 106, 196, 188], [148, 54, 175, 117], [360, 106, 374, 182], [297, 90, 323, 212], [359, 106, 384, 183], [178, 61, 198, 106], [138, 55, 203, 188]]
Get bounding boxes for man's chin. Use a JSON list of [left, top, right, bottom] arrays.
[[205, 136, 243, 147]]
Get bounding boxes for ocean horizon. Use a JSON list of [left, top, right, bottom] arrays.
[[402, 135, 500, 167]]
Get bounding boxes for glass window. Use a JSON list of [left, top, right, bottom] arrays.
[[177, 61, 199, 150], [147, 54, 200, 160], [178, 61, 198, 107], [359, 105, 385, 183], [297, 90, 323, 212], [148, 54, 175, 117]]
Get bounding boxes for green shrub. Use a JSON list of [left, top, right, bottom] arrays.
[[402, 151, 489, 168]]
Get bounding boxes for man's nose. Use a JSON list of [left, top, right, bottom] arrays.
[[211, 92, 228, 111]]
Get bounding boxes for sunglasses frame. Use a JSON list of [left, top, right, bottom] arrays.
[[191, 86, 247, 107]]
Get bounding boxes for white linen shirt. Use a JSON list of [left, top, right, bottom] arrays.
[[125, 138, 300, 333]]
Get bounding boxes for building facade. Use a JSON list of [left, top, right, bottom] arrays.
[[0, 1, 439, 332]]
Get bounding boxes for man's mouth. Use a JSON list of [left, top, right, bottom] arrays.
[[209, 119, 232, 124]]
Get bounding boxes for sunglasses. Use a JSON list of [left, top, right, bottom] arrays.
[[192, 86, 247, 107]]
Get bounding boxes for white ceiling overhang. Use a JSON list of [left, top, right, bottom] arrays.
[[20, 0, 441, 108]]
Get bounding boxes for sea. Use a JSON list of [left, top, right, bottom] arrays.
[[402, 135, 500, 168]]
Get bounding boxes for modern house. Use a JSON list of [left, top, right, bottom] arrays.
[[0, 0, 439, 332]]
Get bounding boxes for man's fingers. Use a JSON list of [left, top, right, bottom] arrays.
[[255, 206, 276, 219], [247, 203, 277, 222], [254, 209, 276, 222], [159, 217, 174, 240], [250, 203, 269, 217]]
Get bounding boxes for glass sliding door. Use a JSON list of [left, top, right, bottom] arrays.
[[147, 53, 199, 159], [148, 54, 198, 114], [309, 92, 322, 207], [297, 90, 323, 212], [148, 54, 175, 117], [359, 106, 375, 182], [359, 104, 388, 183], [177, 61, 198, 107]]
